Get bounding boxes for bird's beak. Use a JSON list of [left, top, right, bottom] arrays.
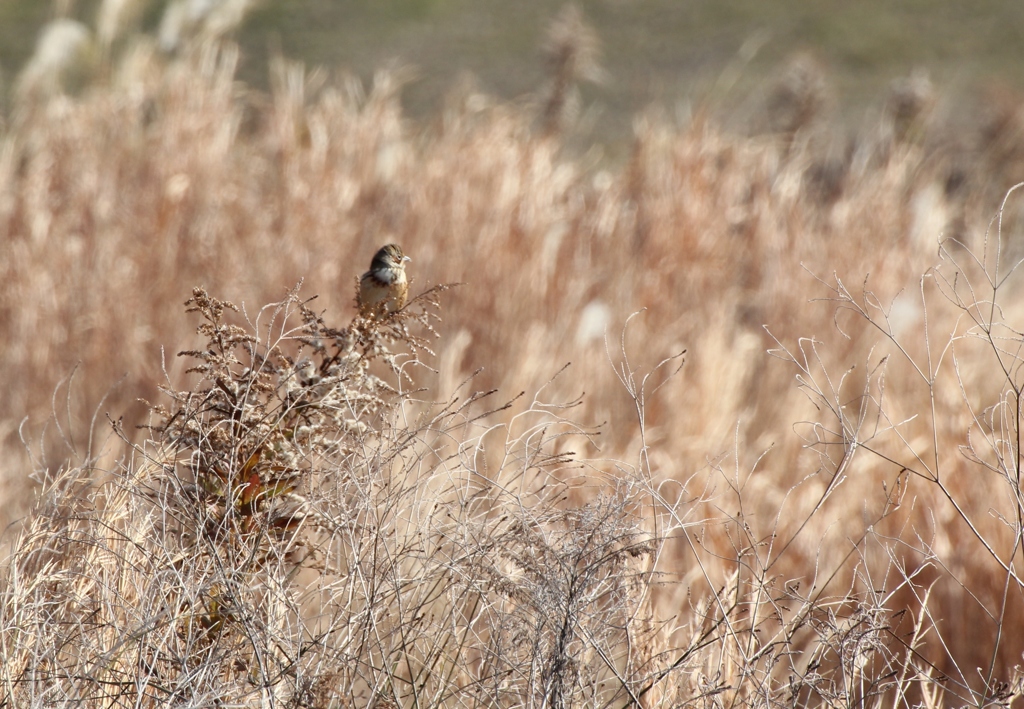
[[403, 256, 412, 263]]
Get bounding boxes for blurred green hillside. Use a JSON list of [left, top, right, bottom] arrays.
[[3, 0, 1024, 141]]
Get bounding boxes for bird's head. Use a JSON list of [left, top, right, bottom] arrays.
[[371, 243, 411, 272]]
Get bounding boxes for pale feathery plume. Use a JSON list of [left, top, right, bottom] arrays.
[[96, 0, 150, 48], [159, 0, 259, 52], [15, 19, 95, 99]]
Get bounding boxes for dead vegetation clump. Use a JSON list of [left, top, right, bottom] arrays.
[[0, 283, 684, 706]]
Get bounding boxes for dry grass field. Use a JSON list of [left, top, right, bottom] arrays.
[[4, 6, 1024, 708]]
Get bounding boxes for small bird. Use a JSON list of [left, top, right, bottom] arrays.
[[358, 244, 411, 318]]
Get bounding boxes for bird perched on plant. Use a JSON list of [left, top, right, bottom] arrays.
[[358, 243, 411, 317]]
